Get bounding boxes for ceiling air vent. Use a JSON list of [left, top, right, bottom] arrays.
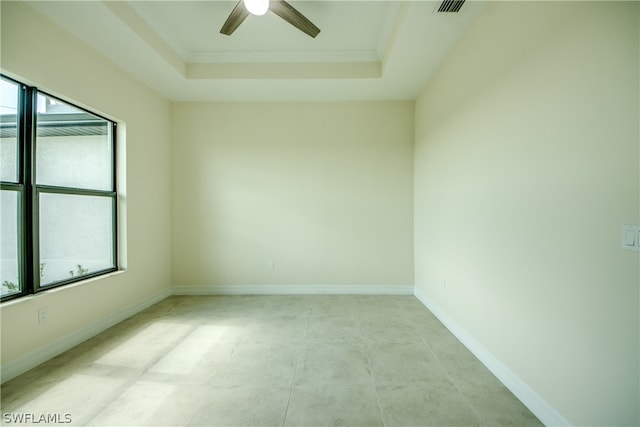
[[436, 0, 465, 13]]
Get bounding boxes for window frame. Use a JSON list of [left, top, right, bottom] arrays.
[[1, 75, 118, 302]]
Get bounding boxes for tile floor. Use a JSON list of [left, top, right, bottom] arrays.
[[1, 295, 543, 426]]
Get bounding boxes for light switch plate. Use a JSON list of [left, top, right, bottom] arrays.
[[622, 225, 640, 251]]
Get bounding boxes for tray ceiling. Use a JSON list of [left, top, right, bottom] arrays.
[[25, 0, 485, 101]]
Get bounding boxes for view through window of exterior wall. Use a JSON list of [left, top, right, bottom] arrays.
[[0, 75, 118, 301]]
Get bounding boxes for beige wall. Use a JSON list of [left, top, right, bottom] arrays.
[[2, 1, 639, 425], [171, 102, 414, 289], [1, 2, 172, 365], [414, 2, 639, 425]]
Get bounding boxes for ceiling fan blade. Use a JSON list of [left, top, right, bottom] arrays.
[[220, 1, 250, 36], [269, 0, 320, 38]]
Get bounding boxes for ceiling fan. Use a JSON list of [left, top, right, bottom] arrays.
[[220, 0, 321, 38]]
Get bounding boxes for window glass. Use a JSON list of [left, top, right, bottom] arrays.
[[1, 190, 21, 296], [0, 78, 19, 183], [1, 75, 118, 302], [36, 92, 113, 191], [39, 193, 114, 286]]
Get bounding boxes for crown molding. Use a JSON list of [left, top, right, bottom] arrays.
[[186, 49, 380, 64]]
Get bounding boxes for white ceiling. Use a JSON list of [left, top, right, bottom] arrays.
[[26, 0, 485, 102]]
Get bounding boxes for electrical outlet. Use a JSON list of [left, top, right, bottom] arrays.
[[267, 260, 275, 270], [622, 225, 640, 252], [38, 307, 48, 324]]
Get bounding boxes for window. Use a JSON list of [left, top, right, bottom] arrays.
[[1, 75, 117, 302]]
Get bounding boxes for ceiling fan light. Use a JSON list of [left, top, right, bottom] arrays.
[[244, 0, 269, 16]]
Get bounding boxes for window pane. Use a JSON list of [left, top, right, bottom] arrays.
[[39, 193, 114, 286], [1, 78, 19, 183], [1, 190, 21, 296], [36, 92, 113, 191]]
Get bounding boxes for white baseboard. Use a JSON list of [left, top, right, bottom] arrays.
[[172, 284, 415, 296], [413, 287, 571, 427], [1, 288, 171, 384]]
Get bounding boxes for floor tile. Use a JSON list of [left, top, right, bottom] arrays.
[[306, 314, 361, 343], [429, 340, 500, 387], [308, 295, 359, 316], [460, 383, 544, 427], [88, 381, 206, 426], [394, 295, 431, 312], [356, 296, 407, 318], [359, 314, 423, 344], [2, 373, 128, 426], [294, 342, 372, 386], [262, 296, 312, 318], [415, 317, 462, 344], [1, 295, 542, 427], [186, 385, 290, 426], [143, 324, 240, 383], [285, 385, 383, 427], [195, 296, 269, 317], [212, 342, 300, 387], [368, 342, 452, 386], [242, 314, 308, 343], [377, 384, 481, 427]]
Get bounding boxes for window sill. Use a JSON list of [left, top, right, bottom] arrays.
[[0, 269, 126, 307]]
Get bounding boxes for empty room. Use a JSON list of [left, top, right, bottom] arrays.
[[0, 1, 638, 426]]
